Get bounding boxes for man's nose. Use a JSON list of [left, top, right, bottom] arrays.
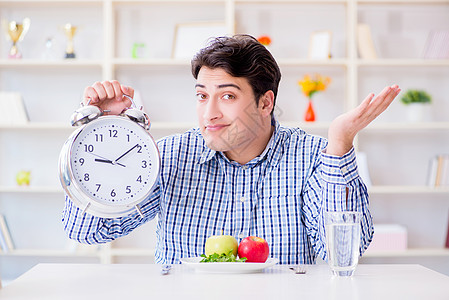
[[203, 99, 222, 121]]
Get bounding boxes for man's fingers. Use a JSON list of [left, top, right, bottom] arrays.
[[111, 80, 123, 101], [362, 86, 400, 123], [121, 84, 134, 98], [83, 86, 100, 104], [92, 81, 108, 101], [102, 80, 116, 100]]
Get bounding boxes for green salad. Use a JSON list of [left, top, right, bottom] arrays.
[[199, 251, 247, 263]]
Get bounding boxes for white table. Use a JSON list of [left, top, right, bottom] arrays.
[[1, 263, 448, 299]]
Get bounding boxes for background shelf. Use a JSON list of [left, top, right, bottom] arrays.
[[1, 0, 448, 283]]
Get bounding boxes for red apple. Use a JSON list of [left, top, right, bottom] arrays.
[[238, 236, 269, 263]]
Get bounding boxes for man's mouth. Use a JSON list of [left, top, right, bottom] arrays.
[[205, 124, 229, 132]]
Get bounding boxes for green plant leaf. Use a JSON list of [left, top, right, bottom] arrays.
[[400, 89, 432, 105]]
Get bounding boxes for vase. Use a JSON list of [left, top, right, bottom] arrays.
[[405, 103, 432, 122], [304, 99, 316, 122]]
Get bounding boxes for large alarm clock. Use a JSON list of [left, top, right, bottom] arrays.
[[59, 96, 160, 218]]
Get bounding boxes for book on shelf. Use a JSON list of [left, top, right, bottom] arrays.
[[0, 214, 14, 253], [446, 210, 449, 248], [0, 92, 29, 126], [422, 30, 449, 59], [427, 154, 449, 187], [357, 23, 378, 59]]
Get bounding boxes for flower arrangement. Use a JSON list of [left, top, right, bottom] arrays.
[[297, 74, 331, 99], [257, 35, 272, 46], [297, 74, 331, 122]]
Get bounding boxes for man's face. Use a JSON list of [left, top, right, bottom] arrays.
[[196, 67, 266, 156]]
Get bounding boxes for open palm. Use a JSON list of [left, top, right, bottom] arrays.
[[327, 85, 401, 156]]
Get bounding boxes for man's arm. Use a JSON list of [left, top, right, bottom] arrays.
[[326, 85, 401, 156], [62, 185, 161, 244], [302, 147, 373, 262]]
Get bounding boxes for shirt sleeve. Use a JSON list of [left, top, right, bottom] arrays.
[[61, 185, 161, 245], [302, 147, 374, 262]]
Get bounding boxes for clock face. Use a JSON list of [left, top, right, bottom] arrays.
[[69, 117, 159, 206]]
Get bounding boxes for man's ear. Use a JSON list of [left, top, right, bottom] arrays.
[[259, 90, 275, 117]]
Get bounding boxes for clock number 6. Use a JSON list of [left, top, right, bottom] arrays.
[[111, 189, 116, 197]]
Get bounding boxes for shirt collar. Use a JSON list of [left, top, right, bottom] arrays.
[[198, 116, 281, 167]]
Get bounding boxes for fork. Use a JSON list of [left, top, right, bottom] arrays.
[[160, 264, 172, 275], [289, 265, 307, 274]]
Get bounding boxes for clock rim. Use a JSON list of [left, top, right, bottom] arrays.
[[59, 116, 161, 218]]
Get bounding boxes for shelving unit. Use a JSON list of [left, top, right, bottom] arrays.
[[1, 0, 449, 281]]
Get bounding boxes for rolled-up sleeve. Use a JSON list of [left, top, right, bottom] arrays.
[[303, 147, 374, 261]]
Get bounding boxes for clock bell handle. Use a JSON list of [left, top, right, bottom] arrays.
[[70, 98, 103, 126], [121, 94, 151, 130]]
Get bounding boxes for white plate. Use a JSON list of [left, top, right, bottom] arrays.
[[180, 257, 279, 273]]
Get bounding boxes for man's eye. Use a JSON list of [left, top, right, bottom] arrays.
[[222, 94, 235, 100], [196, 93, 207, 100]]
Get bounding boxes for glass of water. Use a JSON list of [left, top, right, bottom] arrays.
[[325, 211, 361, 277]]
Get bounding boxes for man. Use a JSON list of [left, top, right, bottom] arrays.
[[62, 35, 400, 265]]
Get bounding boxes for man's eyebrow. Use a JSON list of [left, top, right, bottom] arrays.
[[195, 83, 241, 90], [217, 83, 241, 90]]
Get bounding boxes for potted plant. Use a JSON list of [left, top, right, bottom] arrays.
[[400, 89, 432, 122]]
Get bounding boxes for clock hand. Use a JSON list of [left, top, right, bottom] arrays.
[[114, 144, 139, 163], [87, 152, 126, 167], [94, 158, 126, 168]]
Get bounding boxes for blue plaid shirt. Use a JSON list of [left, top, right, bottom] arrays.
[[62, 121, 373, 265]]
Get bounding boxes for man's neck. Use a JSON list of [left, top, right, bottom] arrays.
[[223, 124, 275, 165]]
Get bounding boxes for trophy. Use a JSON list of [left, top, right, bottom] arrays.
[[63, 23, 77, 59], [3, 18, 30, 59]]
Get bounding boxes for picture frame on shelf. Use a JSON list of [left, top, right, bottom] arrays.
[[171, 22, 228, 59], [308, 30, 332, 59]]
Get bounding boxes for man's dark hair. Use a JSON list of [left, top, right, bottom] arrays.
[[191, 34, 281, 113]]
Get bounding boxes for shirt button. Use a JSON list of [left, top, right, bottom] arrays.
[[238, 233, 245, 239], [341, 167, 348, 173], [240, 196, 246, 202], [242, 165, 249, 170]]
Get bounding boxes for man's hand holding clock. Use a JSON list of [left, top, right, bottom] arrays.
[[83, 80, 135, 115], [59, 80, 160, 218]]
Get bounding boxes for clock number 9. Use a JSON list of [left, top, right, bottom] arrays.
[[79, 158, 85, 166]]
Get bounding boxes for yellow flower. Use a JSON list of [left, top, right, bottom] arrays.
[[298, 74, 331, 98]]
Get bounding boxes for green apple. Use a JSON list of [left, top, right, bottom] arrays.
[[205, 234, 238, 256], [16, 170, 31, 186]]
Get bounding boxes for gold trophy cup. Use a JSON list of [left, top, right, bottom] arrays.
[[63, 23, 77, 59], [3, 18, 30, 59]]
